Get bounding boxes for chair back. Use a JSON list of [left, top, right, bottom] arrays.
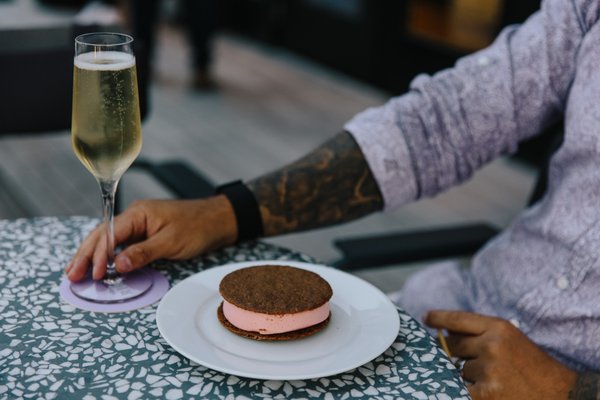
[[0, 24, 149, 136], [0, 48, 73, 134]]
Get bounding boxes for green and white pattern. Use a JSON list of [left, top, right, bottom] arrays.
[[0, 217, 469, 399]]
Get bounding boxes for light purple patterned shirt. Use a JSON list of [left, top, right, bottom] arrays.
[[345, 0, 600, 372]]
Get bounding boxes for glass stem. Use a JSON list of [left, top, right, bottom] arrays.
[[100, 179, 119, 283]]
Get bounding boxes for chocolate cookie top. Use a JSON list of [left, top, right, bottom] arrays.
[[219, 265, 333, 314]]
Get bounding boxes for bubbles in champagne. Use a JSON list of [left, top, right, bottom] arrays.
[[72, 51, 142, 182]]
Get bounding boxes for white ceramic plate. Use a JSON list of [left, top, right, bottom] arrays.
[[156, 260, 400, 380]]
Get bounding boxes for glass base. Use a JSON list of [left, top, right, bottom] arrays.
[[70, 268, 154, 304]]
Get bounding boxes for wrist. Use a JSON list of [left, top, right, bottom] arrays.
[[204, 195, 238, 249]]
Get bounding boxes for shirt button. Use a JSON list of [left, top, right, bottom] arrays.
[[556, 276, 569, 290], [509, 319, 520, 329]]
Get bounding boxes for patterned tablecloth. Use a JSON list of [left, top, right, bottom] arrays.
[[0, 217, 470, 399]]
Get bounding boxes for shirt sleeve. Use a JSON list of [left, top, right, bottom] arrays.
[[345, 0, 593, 211]]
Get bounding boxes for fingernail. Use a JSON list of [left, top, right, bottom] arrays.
[[117, 256, 133, 273]]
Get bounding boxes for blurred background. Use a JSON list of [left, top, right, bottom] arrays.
[[0, 0, 542, 290]]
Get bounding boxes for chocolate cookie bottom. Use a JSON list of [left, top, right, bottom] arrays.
[[217, 302, 331, 341]]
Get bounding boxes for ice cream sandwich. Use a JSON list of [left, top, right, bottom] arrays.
[[218, 265, 333, 341]]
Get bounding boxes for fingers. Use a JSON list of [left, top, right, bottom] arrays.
[[113, 206, 148, 245], [66, 253, 93, 282], [464, 367, 493, 400], [65, 204, 149, 282], [466, 382, 483, 400], [115, 234, 167, 273], [462, 359, 487, 383], [92, 236, 108, 281], [446, 334, 480, 359], [67, 224, 109, 281], [424, 310, 496, 335], [66, 226, 102, 282]]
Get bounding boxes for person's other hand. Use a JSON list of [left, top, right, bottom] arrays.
[[65, 196, 237, 282], [424, 310, 576, 400]]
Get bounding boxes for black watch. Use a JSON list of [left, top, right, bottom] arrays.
[[216, 180, 264, 242]]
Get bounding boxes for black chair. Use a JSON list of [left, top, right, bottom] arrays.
[[0, 13, 150, 134], [0, 48, 74, 134], [124, 159, 216, 201]]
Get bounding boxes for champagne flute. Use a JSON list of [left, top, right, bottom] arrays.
[[70, 32, 153, 303]]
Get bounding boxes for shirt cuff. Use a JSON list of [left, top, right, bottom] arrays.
[[344, 101, 418, 211]]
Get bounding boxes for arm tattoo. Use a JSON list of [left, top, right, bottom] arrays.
[[569, 372, 600, 400], [247, 131, 384, 236]]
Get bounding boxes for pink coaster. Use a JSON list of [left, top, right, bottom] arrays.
[[59, 268, 169, 313]]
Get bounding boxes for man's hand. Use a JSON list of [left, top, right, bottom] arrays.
[[424, 310, 577, 400], [65, 196, 237, 282]]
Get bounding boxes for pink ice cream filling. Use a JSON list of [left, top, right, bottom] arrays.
[[222, 300, 330, 335]]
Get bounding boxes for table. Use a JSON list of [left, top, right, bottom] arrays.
[[0, 217, 470, 399]]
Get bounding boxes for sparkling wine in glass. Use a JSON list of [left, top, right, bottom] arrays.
[[70, 32, 153, 303]]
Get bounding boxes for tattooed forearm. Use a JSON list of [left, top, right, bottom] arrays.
[[247, 131, 383, 236], [568, 372, 600, 400]]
